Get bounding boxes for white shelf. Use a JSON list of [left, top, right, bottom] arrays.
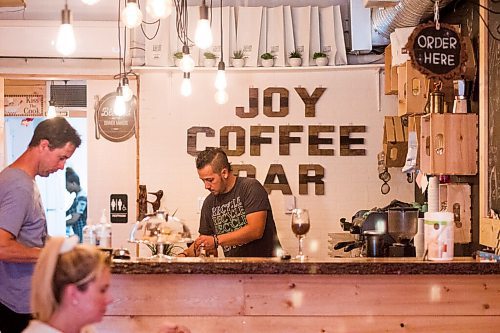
[[131, 63, 384, 73]]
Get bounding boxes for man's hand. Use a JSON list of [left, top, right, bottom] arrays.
[[0, 228, 40, 262]]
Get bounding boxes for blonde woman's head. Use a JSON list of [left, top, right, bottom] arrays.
[[31, 236, 111, 325]]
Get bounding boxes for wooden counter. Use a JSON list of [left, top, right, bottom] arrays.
[[96, 258, 500, 333]]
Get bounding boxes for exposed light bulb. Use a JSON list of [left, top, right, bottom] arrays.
[[195, 2, 213, 49], [81, 0, 100, 5], [180, 73, 192, 97], [114, 86, 127, 116], [146, 0, 173, 19], [214, 61, 227, 90], [121, 0, 143, 29], [56, 5, 76, 56], [180, 45, 195, 73], [122, 77, 134, 102], [215, 89, 229, 105], [47, 101, 57, 118]]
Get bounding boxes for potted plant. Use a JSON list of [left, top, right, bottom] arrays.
[[173, 51, 183, 67], [232, 49, 246, 67], [203, 51, 217, 67], [288, 50, 302, 67], [260, 52, 275, 67], [313, 52, 328, 66]]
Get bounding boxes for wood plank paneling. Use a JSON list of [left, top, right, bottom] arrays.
[[107, 274, 500, 320], [96, 315, 500, 333], [108, 275, 245, 316]]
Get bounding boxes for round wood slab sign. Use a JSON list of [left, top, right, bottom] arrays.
[[406, 22, 467, 80], [94, 92, 137, 142]]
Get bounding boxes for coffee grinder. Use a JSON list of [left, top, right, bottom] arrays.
[[387, 207, 418, 257]]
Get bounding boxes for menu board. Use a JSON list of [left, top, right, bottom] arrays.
[[487, 2, 500, 211]]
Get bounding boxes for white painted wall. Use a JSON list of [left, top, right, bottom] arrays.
[[1, 67, 412, 260], [138, 67, 413, 259], [86, 80, 137, 250]]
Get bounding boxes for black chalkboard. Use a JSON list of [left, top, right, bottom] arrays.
[[487, 2, 500, 211], [407, 22, 466, 79]]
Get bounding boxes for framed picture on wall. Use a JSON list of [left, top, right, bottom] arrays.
[[4, 94, 44, 117]]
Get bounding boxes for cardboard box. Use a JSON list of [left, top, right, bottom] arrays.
[[419, 113, 478, 175], [439, 183, 472, 243]]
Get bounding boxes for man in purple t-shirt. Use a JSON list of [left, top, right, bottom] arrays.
[[0, 117, 81, 333]]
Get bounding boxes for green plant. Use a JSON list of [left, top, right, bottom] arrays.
[[173, 51, 183, 59], [232, 50, 246, 59], [260, 52, 274, 60], [289, 50, 302, 59], [204, 51, 217, 59], [146, 243, 184, 256], [313, 52, 327, 59]]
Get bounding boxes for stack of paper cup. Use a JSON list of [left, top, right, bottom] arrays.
[[414, 217, 425, 258], [427, 176, 440, 212], [424, 212, 454, 260]]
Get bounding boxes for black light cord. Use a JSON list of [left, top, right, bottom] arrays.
[[220, 0, 223, 61]]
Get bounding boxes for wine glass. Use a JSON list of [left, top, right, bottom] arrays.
[[291, 208, 310, 260]]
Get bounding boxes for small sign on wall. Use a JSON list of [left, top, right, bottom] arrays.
[[406, 22, 466, 79], [4, 95, 44, 117], [110, 194, 128, 223], [94, 93, 137, 142]]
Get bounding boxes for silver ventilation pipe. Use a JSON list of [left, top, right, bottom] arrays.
[[372, 0, 455, 39]]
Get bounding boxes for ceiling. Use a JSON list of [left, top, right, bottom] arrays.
[[0, 0, 347, 21]]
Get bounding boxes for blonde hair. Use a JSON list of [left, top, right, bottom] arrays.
[[31, 237, 110, 322]]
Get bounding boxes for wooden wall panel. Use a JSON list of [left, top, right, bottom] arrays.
[[105, 274, 500, 328], [96, 315, 500, 333]]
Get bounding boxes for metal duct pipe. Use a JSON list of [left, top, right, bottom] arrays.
[[372, 0, 455, 39]]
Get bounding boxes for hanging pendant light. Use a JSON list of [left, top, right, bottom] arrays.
[[146, 0, 173, 19], [47, 81, 57, 118], [215, 61, 227, 90], [114, 85, 127, 116], [81, 0, 100, 5], [121, 76, 134, 102], [195, 0, 213, 49], [56, 3, 76, 56], [180, 72, 192, 97], [180, 44, 195, 73], [122, 0, 143, 29], [214, 0, 228, 104]]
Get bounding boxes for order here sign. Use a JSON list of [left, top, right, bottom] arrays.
[[406, 22, 467, 79]]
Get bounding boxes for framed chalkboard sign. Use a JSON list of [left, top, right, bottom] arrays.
[[406, 22, 467, 79]]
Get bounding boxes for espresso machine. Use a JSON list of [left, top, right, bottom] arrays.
[[337, 202, 419, 257]]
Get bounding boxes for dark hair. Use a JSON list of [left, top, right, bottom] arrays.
[[66, 167, 80, 186], [195, 147, 232, 173], [29, 117, 81, 149]]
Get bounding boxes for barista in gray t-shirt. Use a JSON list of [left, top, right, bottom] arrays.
[[0, 117, 81, 333]]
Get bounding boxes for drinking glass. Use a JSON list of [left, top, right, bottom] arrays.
[[291, 208, 310, 260]]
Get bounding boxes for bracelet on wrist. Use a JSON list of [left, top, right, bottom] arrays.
[[213, 234, 219, 249]]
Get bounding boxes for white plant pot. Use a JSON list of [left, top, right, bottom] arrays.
[[315, 57, 329, 66], [204, 58, 216, 67], [261, 59, 274, 67], [232, 58, 245, 67], [174, 58, 182, 67], [288, 57, 302, 67]]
